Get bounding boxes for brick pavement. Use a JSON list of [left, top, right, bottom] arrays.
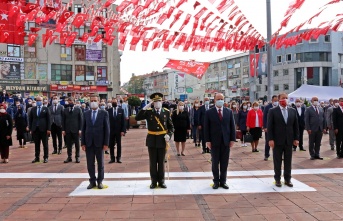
[[0, 129, 343, 220]]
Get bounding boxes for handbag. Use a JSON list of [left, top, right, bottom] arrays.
[[24, 132, 32, 142], [236, 130, 242, 140], [243, 132, 253, 143]]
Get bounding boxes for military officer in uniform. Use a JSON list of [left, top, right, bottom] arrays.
[[135, 93, 174, 189]]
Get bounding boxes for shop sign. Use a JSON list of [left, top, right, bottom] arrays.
[[0, 84, 48, 91], [0, 57, 24, 62]]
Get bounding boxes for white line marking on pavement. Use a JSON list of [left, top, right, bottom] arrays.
[[69, 178, 315, 196], [0, 168, 342, 179]]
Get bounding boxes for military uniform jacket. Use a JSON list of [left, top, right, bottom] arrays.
[[136, 108, 174, 148]]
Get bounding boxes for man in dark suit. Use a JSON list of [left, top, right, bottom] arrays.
[[305, 96, 326, 160], [263, 95, 278, 161], [62, 97, 83, 163], [199, 97, 212, 154], [293, 99, 306, 151], [333, 97, 343, 158], [326, 99, 338, 150], [107, 98, 126, 163], [135, 92, 174, 189], [29, 96, 51, 163], [204, 93, 235, 190], [267, 93, 299, 187], [81, 95, 110, 189], [49, 95, 64, 155]]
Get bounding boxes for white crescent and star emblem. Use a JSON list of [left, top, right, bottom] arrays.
[[1, 13, 8, 20]]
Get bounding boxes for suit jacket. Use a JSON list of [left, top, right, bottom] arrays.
[[263, 103, 274, 129], [107, 107, 126, 134], [204, 107, 236, 147], [62, 107, 83, 133], [305, 106, 326, 132], [326, 106, 335, 128], [293, 106, 306, 130], [29, 106, 51, 132], [333, 107, 343, 132], [267, 106, 299, 146], [199, 104, 213, 128], [49, 104, 64, 127], [81, 109, 110, 147]]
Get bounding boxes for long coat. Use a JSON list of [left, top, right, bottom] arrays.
[[0, 113, 13, 147]]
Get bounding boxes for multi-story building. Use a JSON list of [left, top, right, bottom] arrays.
[[255, 30, 343, 98], [204, 52, 250, 101], [0, 1, 121, 100], [143, 71, 169, 97]]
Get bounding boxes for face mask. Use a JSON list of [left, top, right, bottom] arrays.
[[188, 104, 191, 107], [112, 102, 117, 108], [296, 102, 301, 107], [28, 102, 32, 104], [100, 105, 105, 110], [335, 103, 339, 107], [243, 105, 247, 109], [194, 104, 199, 107], [205, 101, 210, 105], [215, 100, 224, 107], [279, 99, 288, 107], [65, 101, 69, 105], [313, 101, 318, 106], [32, 103, 37, 107], [90, 102, 99, 109], [36, 101, 42, 106], [179, 106, 184, 111], [18, 95, 21, 98], [0, 109, 5, 113], [253, 106, 259, 110], [53, 99, 58, 104], [154, 101, 162, 109], [273, 101, 279, 106], [18, 109, 23, 113], [43, 100, 48, 104], [232, 105, 237, 108], [247, 104, 251, 107], [69, 103, 74, 107], [107, 104, 112, 108]]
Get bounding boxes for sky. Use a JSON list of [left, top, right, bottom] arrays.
[[119, 0, 343, 84]]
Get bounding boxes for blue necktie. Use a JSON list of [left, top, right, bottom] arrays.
[[92, 111, 96, 124], [37, 106, 41, 116]]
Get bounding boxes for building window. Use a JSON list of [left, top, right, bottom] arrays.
[[101, 46, 107, 62], [75, 26, 85, 37], [284, 84, 289, 90], [256, 85, 261, 92], [309, 37, 318, 43], [86, 66, 95, 81], [7, 45, 20, 57], [295, 53, 303, 62], [74, 4, 84, 13], [61, 45, 72, 61], [101, 8, 107, 18], [324, 35, 330, 43], [265, 85, 268, 91], [75, 45, 86, 61], [283, 69, 289, 76], [24, 44, 36, 58], [25, 22, 36, 31], [97, 66, 107, 81], [286, 54, 292, 61], [274, 84, 279, 91], [75, 65, 85, 81], [274, 70, 279, 77], [51, 64, 72, 81], [276, 55, 282, 63], [235, 68, 241, 76]]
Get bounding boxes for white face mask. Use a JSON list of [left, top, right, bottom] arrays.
[[154, 101, 162, 109], [90, 102, 99, 109], [107, 104, 112, 108], [65, 101, 69, 105], [313, 101, 318, 106], [243, 105, 247, 109], [232, 105, 237, 108], [0, 109, 5, 113], [253, 106, 259, 110], [194, 104, 199, 107], [296, 102, 301, 107], [335, 103, 339, 107], [179, 106, 184, 111], [53, 99, 58, 104], [32, 103, 37, 107]]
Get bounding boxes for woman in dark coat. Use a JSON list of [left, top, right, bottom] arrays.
[[14, 104, 28, 148], [237, 102, 249, 147], [172, 101, 190, 156], [0, 103, 13, 163]]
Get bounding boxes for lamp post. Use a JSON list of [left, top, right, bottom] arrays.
[[266, 0, 273, 101]]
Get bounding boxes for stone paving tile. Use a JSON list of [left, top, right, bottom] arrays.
[[263, 213, 291, 221], [311, 211, 341, 220]]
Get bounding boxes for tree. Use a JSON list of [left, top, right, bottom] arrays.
[[127, 75, 144, 94], [128, 96, 141, 108]]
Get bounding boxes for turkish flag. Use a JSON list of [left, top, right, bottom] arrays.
[[0, 3, 25, 44], [65, 31, 77, 47], [22, 3, 39, 13], [103, 35, 116, 46], [59, 31, 69, 44], [58, 10, 74, 24], [72, 13, 87, 28], [80, 33, 90, 42], [28, 33, 38, 46], [164, 59, 210, 79], [93, 34, 103, 42]]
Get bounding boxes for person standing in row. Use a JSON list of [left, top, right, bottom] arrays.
[[199, 97, 212, 154], [237, 102, 249, 147], [293, 99, 306, 151], [14, 104, 28, 148], [172, 101, 190, 156], [267, 93, 299, 187], [0, 103, 13, 163], [135, 93, 174, 189], [326, 99, 339, 151], [29, 96, 51, 163], [190, 100, 201, 147], [333, 97, 343, 158], [204, 93, 235, 190], [246, 102, 263, 152], [263, 95, 278, 160], [49, 95, 64, 155], [81, 95, 110, 189], [62, 98, 83, 163]]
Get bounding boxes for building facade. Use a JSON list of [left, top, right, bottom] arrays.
[[0, 1, 121, 99], [143, 71, 169, 98]]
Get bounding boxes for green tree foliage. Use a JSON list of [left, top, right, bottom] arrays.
[[127, 75, 144, 94], [128, 96, 141, 107]]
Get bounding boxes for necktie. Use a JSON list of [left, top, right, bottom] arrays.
[[69, 107, 72, 113], [282, 108, 288, 123], [92, 110, 96, 124], [113, 108, 116, 117], [156, 109, 160, 115], [37, 106, 41, 116], [218, 108, 223, 121], [54, 105, 56, 113], [315, 106, 319, 114], [206, 105, 208, 110]]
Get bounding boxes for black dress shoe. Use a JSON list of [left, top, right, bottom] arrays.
[[64, 158, 72, 163], [300, 148, 306, 151], [109, 159, 115, 164], [310, 157, 315, 160], [315, 156, 324, 160], [58, 149, 62, 155], [150, 183, 157, 189], [158, 183, 167, 188], [43, 158, 48, 163], [285, 181, 293, 187], [220, 183, 229, 189], [75, 158, 80, 163], [293, 148, 296, 151], [177, 153, 181, 156], [97, 183, 104, 189], [202, 151, 206, 154], [275, 180, 282, 187], [212, 183, 219, 189], [63, 146, 67, 149], [32, 158, 40, 163], [181, 153, 185, 156], [87, 183, 96, 189], [52, 150, 57, 154], [116, 158, 122, 163]]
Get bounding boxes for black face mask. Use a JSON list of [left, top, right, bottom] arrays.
[[112, 102, 117, 107], [69, 103, 74, 107], [18, 109, 23, 114]]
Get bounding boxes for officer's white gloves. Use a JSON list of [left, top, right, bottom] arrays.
[[143, 101, 153, 110], [164, 134, 170, 141]]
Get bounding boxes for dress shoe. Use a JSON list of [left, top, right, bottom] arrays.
[[32, 158, 40, 163], [150, 183, 157, 189], [158, 183, 167, 188], [220, 183, 229, 189], [58, 149, 62, 155], [207, 149, 211, 153], [264, 157, 268, 161], [97, 183, 104, 189], [212, 183, 219, 189], [202, 151, 206, 154], [75, 158, 80, 163], [116, 158, 122, 163], [104, 151, 109, 155], [177, 153, 181, 156], [63, 146, 67, 149], [181, 153, 185, 156], [87, 183, 96, 189], [64, 158, 72, 163], [109, 159, 115, 164], [43, 158, 48, 163], [310, 157, 315, 160], [337, 156, 341, 159], [315, 156, 323, 160], [4, 159, 9, 163], [331, 146, 335, 150], [285, 181, 293, 187], [300, 148, 306, 151], [52, 150, 57, 154], [293, 148, 296, 151], [275, 180, 282, 187]]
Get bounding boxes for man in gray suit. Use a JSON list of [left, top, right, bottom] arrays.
[[62, 97, 83, 163], [49, 95, 64, 155], [305, 96, 326, 160], [325, 99, 338, 150], [81, 95, 110, 189]]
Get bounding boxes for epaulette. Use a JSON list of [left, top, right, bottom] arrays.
[[147, 108, 152, 110], [163, 108, 170, 111]]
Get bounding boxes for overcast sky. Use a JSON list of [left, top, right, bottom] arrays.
[[119, 0, 342, 84]]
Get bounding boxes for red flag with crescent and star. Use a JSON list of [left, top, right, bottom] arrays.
[[164, 59, 210, 79]]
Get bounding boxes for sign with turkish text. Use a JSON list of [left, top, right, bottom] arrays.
[[164, 59, 209, 79], [0, 63, 21, 80], [0, 57, 24, 63], [86, 50, 102, 61], [0, 84, 48, 91]]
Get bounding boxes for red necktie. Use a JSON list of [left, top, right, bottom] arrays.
[[315, 107, 319, 114], [218, 109, 223, 121]]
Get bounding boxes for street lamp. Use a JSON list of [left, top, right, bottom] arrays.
[[266, 0, 273, 101]]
